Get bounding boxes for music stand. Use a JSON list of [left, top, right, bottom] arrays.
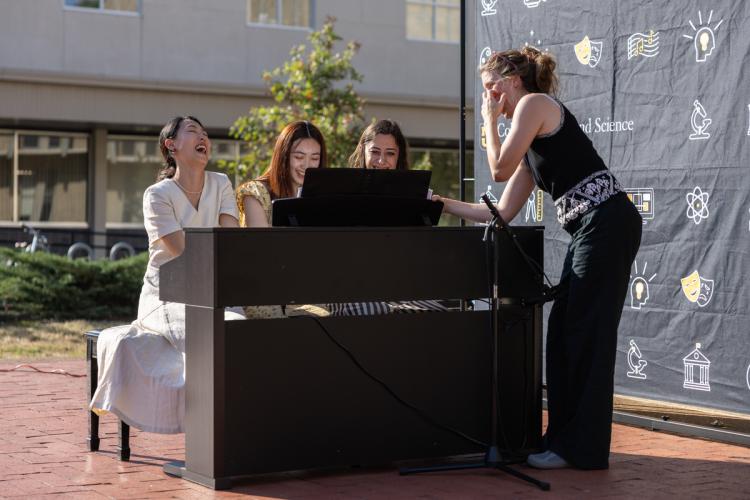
[[300, 168, 431, 198], [271, 168, 443, 227]]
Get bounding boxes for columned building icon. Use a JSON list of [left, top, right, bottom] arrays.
[[683, 343, 711, 391]]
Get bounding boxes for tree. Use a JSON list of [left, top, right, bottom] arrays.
[[227, 17, 365, 181]]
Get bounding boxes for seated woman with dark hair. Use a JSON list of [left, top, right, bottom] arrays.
[[236, 120, 329, 318], [90, 116, 243, 434], [329, 119, 450, 316], [237, 120, 327, 227], [348, 119, 409, 170]]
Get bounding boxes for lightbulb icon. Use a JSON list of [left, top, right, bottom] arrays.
[[635, 281, 645, 300], [699, 31, 710, 51], [630, 276, 650, 309], [630, 260, 656, 310], [683, 11, 722, 63]]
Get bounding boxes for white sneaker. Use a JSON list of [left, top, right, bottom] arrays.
[[526, 450, 570, 469]]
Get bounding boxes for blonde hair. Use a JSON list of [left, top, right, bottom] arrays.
[[480, 46, 558, 95]]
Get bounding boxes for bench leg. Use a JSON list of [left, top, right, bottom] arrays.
[[87, 338, 100, 452], [118, 421, 130, 461]]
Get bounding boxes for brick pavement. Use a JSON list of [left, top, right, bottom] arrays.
[[1, 360, 748, 499]]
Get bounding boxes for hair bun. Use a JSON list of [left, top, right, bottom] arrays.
[[520, 46, 558, 95], [521, 45, 541, 60]]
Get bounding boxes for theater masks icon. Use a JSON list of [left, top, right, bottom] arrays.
[[680, 270, 714, 307], [574, 36, 603, 68]]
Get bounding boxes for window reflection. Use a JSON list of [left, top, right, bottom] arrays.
[[18, 134, 88, 222], [65, 0, 139, 13], [0, 135, 13, 221], [106, 137, 161, 225], [248, 0, 310, 27], [406, 0, 460, 43]]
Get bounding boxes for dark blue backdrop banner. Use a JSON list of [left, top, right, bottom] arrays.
[[474, 0, 750, 415]]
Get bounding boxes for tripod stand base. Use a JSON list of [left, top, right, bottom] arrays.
[[398, 447, 551, 491]]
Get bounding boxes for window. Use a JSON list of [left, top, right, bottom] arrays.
[[16, 133, 88, 223], [410, 146, 473, 226], [247, 0, 312, 28], [0, 134, 13, 222], [406, 0, 460, 43], [64, 0, 139, 14], [106, 137, 161, 225]]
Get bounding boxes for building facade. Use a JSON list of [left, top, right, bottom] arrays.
[[0, 0, 474, 255]]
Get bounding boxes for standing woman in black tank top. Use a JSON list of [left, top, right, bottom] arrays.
[[438, 47, 642, 470]]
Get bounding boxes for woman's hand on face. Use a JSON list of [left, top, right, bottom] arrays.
[[482, 89, 504, 123]]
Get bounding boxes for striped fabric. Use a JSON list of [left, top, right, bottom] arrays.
[[327, 300, 451, 317]]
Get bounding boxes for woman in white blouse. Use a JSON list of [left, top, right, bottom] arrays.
[[90, 116, 242, 434]]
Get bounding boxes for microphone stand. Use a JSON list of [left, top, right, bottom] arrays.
[[399, 196, 551, 491], [482, 196, 558, 307]]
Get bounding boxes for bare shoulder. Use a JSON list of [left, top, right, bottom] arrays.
[[518, 93, 558, 112]]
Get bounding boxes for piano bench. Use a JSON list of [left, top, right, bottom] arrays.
[[86, 330, 130, 461]]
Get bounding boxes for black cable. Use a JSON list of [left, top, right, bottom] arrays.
[[291, 315, 489, 449]]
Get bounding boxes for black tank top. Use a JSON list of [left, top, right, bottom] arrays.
[[524, 98, 622, 227]]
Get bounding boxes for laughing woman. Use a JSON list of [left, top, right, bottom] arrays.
[[89, 116, 243, 434], [437, 47, 642, 469]]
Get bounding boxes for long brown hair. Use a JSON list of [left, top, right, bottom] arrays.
[[257, 121, 327, 198], [157, 115, 205, 181], [348, 119, 409, 170], [480, 46, 558, 95]]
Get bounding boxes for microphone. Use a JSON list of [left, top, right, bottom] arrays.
[[480, 194, 509, 230]]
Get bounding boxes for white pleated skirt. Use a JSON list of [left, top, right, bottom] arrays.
[[89, 268, 243, 434]]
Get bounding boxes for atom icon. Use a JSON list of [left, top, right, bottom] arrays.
[[686, 186, 709, 225]]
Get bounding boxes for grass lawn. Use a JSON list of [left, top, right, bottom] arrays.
[[0, 319, 127, 359]]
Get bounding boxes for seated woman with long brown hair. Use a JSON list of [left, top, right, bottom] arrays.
[[237, 120, 327, 227], [329, 118, 450, 316], [236, 120, 329, 318], [348, 119, 409, 170]]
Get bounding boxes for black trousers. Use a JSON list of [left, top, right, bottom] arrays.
[[546, 192, 642, 469]]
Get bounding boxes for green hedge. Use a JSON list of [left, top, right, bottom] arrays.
[[0, 248, 147, 322]]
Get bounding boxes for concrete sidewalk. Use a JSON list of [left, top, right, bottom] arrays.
[[1, 360, 748, 499]]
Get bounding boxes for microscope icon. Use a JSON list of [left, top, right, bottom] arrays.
[[689, 100, 711, 141], [627, 339, 648, 380]]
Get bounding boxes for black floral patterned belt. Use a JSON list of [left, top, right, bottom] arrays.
[[554, 170, 623, 227]]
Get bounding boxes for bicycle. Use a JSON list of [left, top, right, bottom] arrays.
[[14, 224, 50, 253]]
